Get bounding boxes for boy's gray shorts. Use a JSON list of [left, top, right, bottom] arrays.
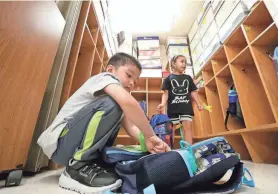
[[52, 95, 123, 165]]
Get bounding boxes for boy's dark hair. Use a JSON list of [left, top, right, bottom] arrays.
[[107, 52, 142, 71]]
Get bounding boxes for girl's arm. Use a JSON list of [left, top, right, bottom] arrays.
[[161, 90, 168, 106], [157, 90, 168, 113]]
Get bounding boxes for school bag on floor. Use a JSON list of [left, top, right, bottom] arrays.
[[102, 137, 254, 194], [225, 83, 245, 130], [149, 114, 174, 148]]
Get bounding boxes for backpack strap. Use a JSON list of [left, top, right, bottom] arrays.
[[232, 166, 255, 188], [225, 110, 230, 130]]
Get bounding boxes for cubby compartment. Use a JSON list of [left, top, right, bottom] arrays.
[[97, 30, 104, 47], [118, 128, 128, 135], [131, 92, 147, 102], [114, 136, 137, 146], [242, 131, 278, 164], [97, 45, 105, 61], [216, 65, 245, 130], [202, 62, 214, 84], [250, 23, 278, 122], [224, 27, 248, 63], [134, 78, 147, 92], [101, 64, 105, 72], [242, 1, 274, 43], [193, 103, 203, 137], [91, 50, 102, 76], [148, 78, 162, 92], [205, 86, 225, 134], [103, 49, 109, 64], [87, 4, 99, 44], [198, 86, 205, 94], [205, 77, 216, 87], [71, 26, 95, 94], [230, 47, 275, 128], [198, 93, 213, 136], [59, 2, 91, 107], [224, 134, 252, 161], [147, 93, 161, 118], [211, 47, 228, 75]]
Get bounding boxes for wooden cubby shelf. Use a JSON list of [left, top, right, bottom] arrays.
[[91, 51, 101, 76], [242, 1, 273, 44], [193, 1, 278, 164], [205, 77, 216, 87], [148, 92, 161, 118], [216, 64, 230, 77], [70, 25, 95, 95], [87, 3, 99, 44], [202, 62, 214, 84], [230, 47, 275, 128], [211, 47, 228, 75], [216, 65, 245, 130], [224, 26, 248, 63], [97, 45, 105, 61], [250, 22, 278, 122], [198, 86, 205, 94], [194, 92, 212, 137], [131, 92, 146, 102], [205, 85, 225, 134], [103, 49, 109, 65], [148, 78, 162, 92], [134, 78, 147, 92], [60, 0, 106, 104]]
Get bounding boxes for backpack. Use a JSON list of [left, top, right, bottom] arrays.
[[149, 114, 174, 148], [224, 83, 245, 130], [269, 47, 278, 79], [139, 101, 147, 115], [102, 137, 255, 194]]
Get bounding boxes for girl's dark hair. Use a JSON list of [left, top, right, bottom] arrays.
[[171, 55, 186, 69], [107, 52, 142, 71]]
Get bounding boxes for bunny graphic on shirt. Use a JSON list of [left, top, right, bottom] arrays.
[[171, 78, 189, 95]]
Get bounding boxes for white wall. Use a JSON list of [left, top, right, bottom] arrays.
[[160, 45, 168, 70]]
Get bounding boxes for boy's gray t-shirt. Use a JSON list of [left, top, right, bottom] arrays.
[[37, 72, 123, 159]]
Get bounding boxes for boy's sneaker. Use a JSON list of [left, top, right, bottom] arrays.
[[59, 160, 122, 194]]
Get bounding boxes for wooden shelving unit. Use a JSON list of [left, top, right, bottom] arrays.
[[193, 1, 278, 164], [60, 1, 108, 107], [114, 78, 164, 146]]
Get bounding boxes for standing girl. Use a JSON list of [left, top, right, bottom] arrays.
[[157, 55, 203, 144]]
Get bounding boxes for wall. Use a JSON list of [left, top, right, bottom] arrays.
[[160, 44, 168, 70]]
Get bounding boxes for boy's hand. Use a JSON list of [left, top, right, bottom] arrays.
[[197, 104, 203, 111], [157, 104, 165, 113], [146, 135, 171, 153]]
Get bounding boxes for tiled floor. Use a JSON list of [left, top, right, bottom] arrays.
[[0, 161, 277, 194]]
